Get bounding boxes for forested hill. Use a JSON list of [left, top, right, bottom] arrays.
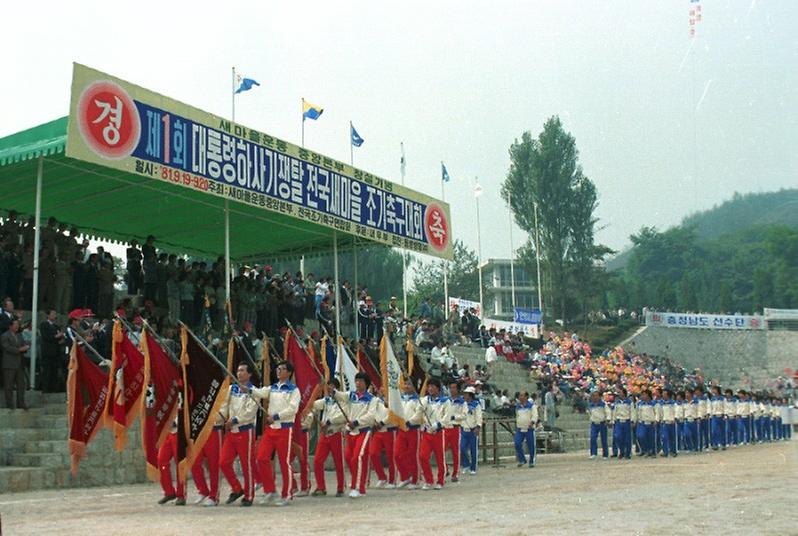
[[607, 188, 798, 271]]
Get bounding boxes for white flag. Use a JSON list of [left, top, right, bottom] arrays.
[[380, 335, 405, 427], [336, 338, 359, 393]]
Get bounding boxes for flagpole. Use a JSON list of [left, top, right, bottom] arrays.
[[301, 98, 305, 148], [29, 156, 43, 388], [533, 202, 544, 332], [441, 162, 449, 317], [508, 191, 516, 310], [225, 67, 235, 307], [350, 121, 354, 167], [400, 142, 407, 319], [475, 177, 484, 320], [333, 231, 341, 341], [353, 239, 359, 341]]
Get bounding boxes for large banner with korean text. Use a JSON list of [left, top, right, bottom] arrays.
[[645, 311, 764, 330], [66, 63, 452, 259]]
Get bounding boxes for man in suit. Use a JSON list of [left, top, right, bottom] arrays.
[[39, 309, 64, 393], [0, 298, 15, 335], [2, 318, 30, 409]]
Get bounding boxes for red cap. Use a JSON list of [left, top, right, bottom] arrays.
[[133, 316, 143, 325], [68, 309, 83, 319]]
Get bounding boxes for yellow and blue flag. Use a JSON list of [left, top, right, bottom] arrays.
[[302, 99, 324, 121]]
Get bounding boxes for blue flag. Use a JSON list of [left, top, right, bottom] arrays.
[[351, 124, 364, 147], [234, 77, 260, 94], [441, 162, 451, 183]]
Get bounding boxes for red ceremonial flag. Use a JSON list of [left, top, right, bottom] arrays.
[[67, 343, 109, 475], [105, 320, 145, 451], [140, 327, 181, 482], [177, 326, 231, 480], [357, 344, 382, 390], [284, 332, 321, 413]]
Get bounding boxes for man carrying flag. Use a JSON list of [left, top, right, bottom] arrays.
[[219, 362, 261, 507], [307, 378, 347, 497], [254, 361, 301, 506], [157, 412, 186, 505], [333, 371, 380, 498]]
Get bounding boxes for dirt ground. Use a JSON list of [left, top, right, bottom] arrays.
[[1, 440, 796, 535]]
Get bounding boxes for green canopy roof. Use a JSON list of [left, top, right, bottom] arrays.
[[0, 117, 359, 261]]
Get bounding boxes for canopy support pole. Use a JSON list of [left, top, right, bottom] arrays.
[[30, 156, 43, 390], [353, 241, 359, 341], [333, 231, 341, 341], [224, 200, 231, 305], [441, 172, 449, 318]]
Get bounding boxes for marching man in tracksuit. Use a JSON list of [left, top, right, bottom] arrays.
[[709, 386, 726, 450], [612, 387, 633, 460], [334, 371, 380, 498], [418, 378, 449, 490], [397, 380, 423, 489], [514, 391, 538, 467], [460, 386, 482, 475], [307, 378, 347, 497], [191, 412, 224, 506], [736, 390, 750, 445], [588, 391, 610, 459], [684, 389, 698, 453], [219, 362, 262, 507], [157, 415, 186, 506], [696, 387, 710, 451], [442, 381, 467, 482], [635, 390, 657, 457], [659, 389, 677, 457], [370, 387, 398, 489], [723, 389, 738, 446], [251, 361, 301, 507]]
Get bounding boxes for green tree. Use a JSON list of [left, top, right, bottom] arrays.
[[502, 116, 611, 322]]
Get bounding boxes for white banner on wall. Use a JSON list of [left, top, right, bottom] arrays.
[[646, 311, 764, 330], [484, 318, 540, 338], [448, 297, 481, 318]]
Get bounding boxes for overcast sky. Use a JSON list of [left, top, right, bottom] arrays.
[[2, 1, 796, 262]]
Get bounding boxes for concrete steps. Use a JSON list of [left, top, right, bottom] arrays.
[[1, 389, 148, 494]]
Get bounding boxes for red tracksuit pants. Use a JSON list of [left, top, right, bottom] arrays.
[[345, 431, 372, 494], [219, 427, 256, 501], [419, 430, 445, 486], [191, 427, 222, 501], [158, 432, 185, 499], [369, 429, 396, 484], [444, 427, 461, 479], [257, 426, 294, 499], [313, 431, 345, 493], [290, 428, 310, 493], [396, 428, 420, 483]]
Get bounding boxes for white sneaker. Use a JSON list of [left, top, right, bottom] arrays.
[[203, 499, 218, 507], [348, 490, 362, 499], [469, 470, 476, 475], [261, 492, 275, 505], [433, 484, 443, 490], [374, 480, 386, 489], [421, 483, 431, 491], [396, 479, 411, 489], [384, 483, 396, 489], [193, 495, 208, 505], [406, 483, 418, 490], [295, 489, 309, 497], [589, 455, 597, 460], [273, 498, 289, 507]]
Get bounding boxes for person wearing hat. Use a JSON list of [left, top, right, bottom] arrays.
[[460, 386, 482, 475], [514, 391, 538, 467]]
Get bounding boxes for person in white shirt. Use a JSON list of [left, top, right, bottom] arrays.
[[397, 381, 423, 489], [308, 378, 347, 497], [333, 372, 380, 498], [460, 386, 482, 475], [218, 363, 262, 506], [484, 343, 497, 368], [418, 378, 449, 489], [612, 388, 633, 460], [659, 389, 677, 457], [588, 391, 611, 459], [442, 381, 467, 482], [248, 361, 301, 506], [514, 392, 539, 467]]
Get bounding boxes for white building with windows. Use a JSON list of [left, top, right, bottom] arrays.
[[480, 258, 537, 320]]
